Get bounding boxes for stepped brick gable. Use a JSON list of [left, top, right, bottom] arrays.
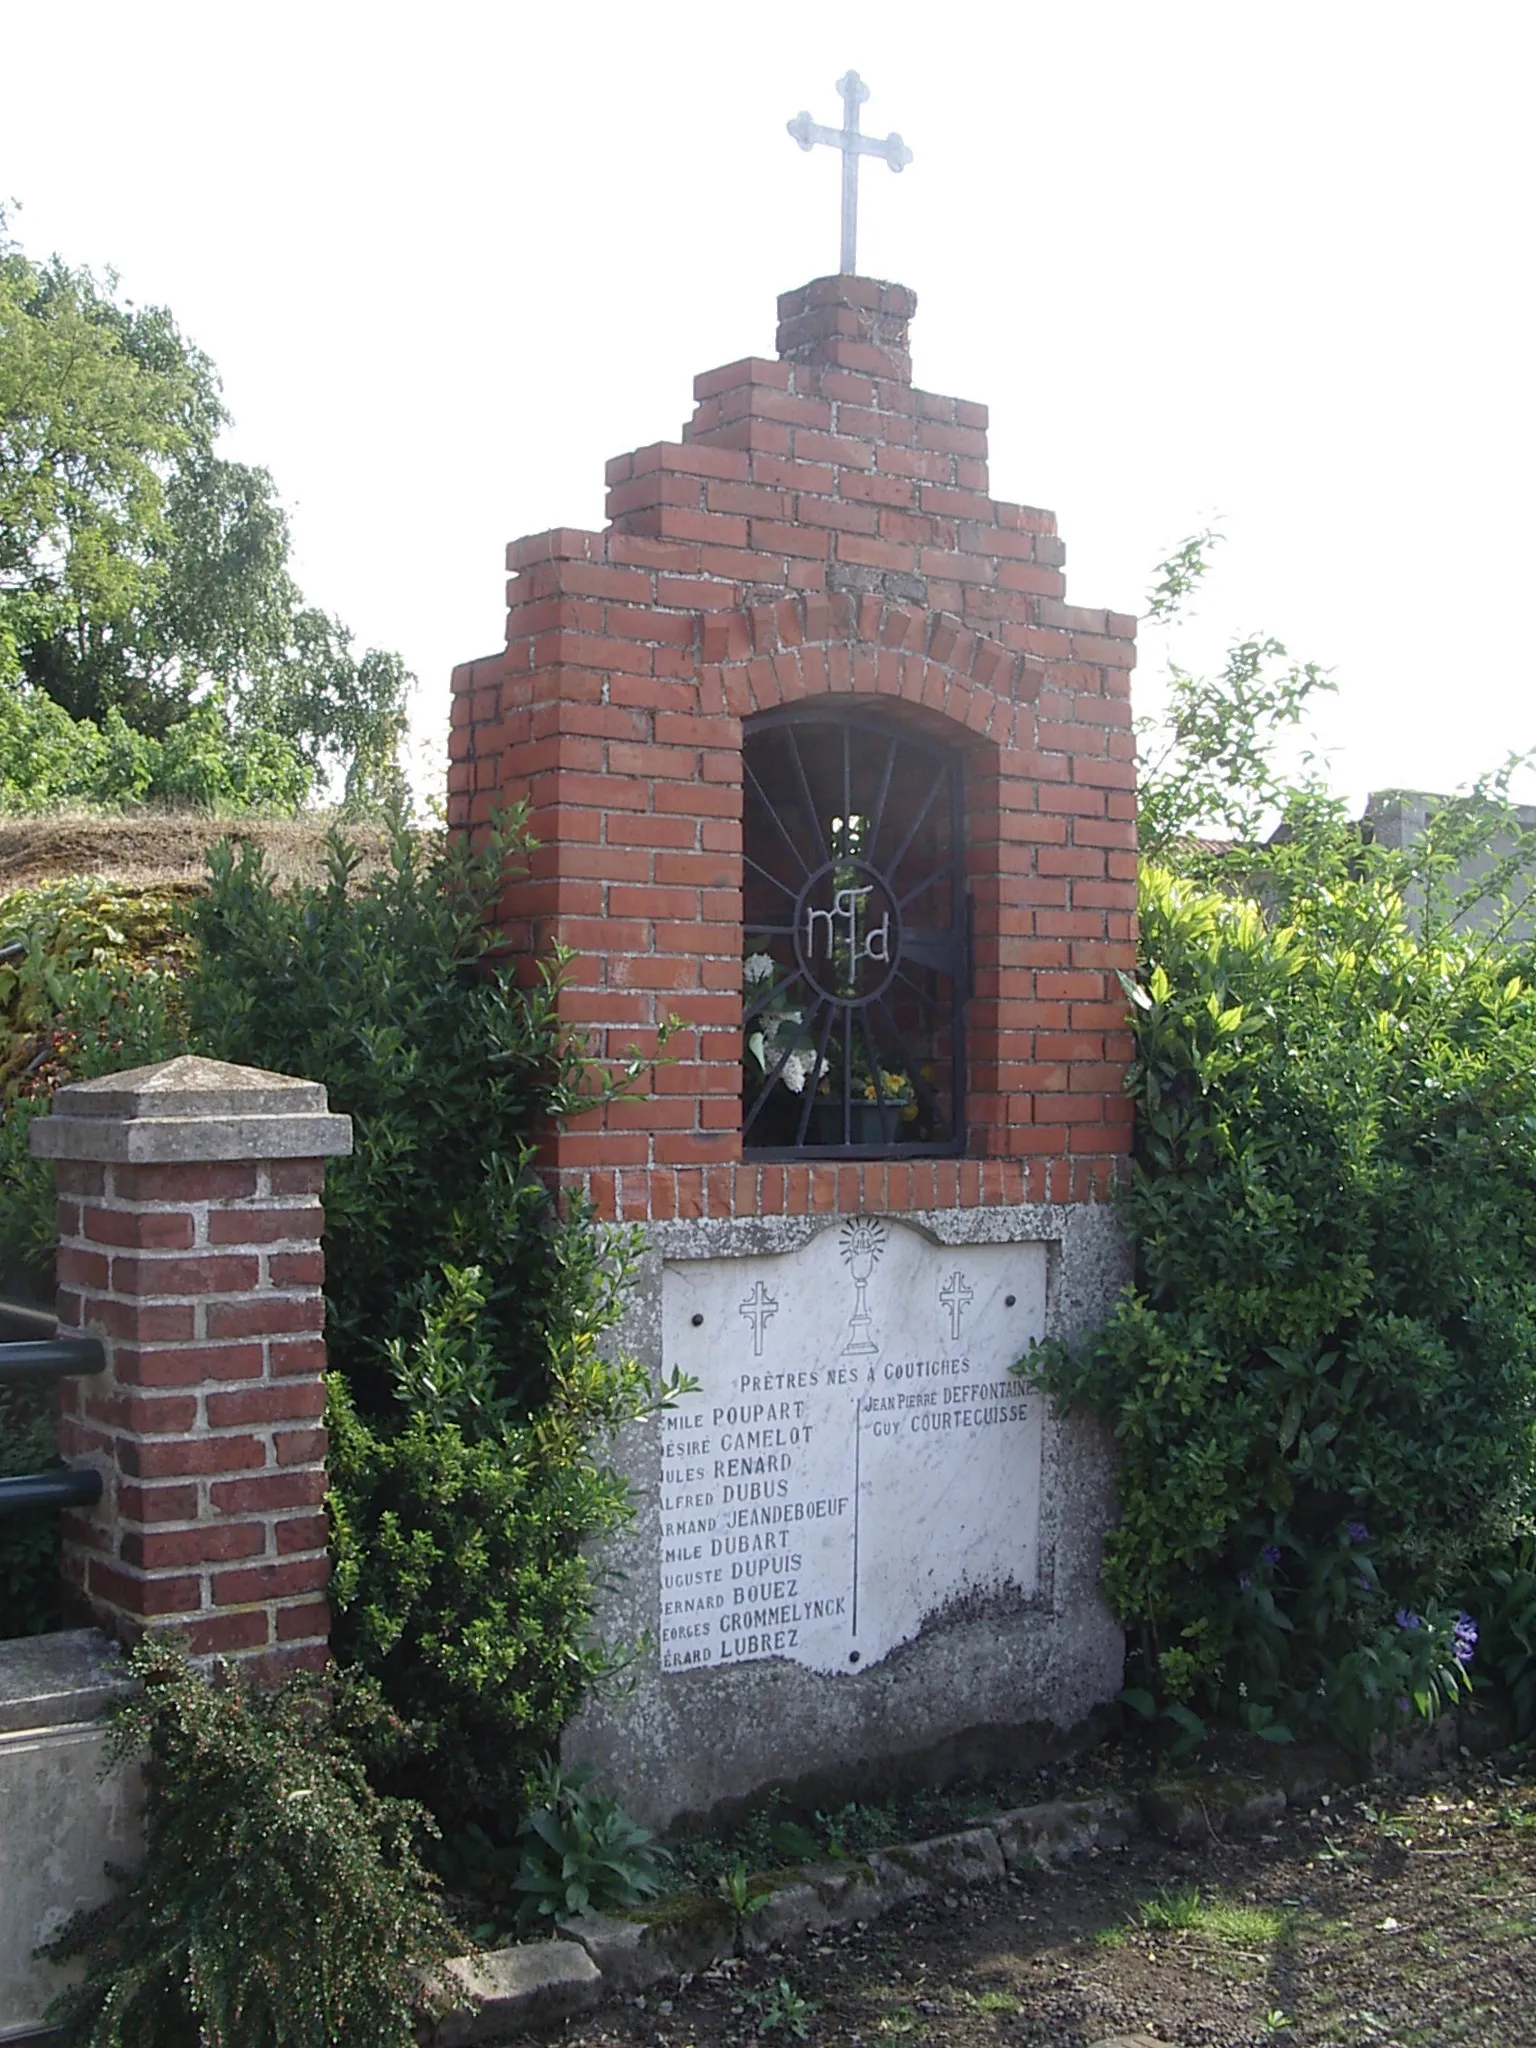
[[449, 276, 1136, 1223]]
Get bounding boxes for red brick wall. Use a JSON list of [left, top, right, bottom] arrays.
[[52, 1156, 332, 1677], [449, 276, 1136, 1224]]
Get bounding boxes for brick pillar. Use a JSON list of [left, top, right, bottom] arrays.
[[29, 1056, 352, 1677]]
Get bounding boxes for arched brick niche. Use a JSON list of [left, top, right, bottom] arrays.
[[449, 276, 1137, 1224]]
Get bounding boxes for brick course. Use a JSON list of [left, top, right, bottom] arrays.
[[451, 276, 1136, 1222]]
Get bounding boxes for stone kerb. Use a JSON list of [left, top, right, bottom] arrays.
[[29, 1056, 352, 1677]]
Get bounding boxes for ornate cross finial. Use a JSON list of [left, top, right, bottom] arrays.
[[787, 71, 913, 276]]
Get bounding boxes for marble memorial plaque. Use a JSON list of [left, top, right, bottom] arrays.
[[658, 1220, 1046, 1676]]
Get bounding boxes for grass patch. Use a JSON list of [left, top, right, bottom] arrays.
[[1137, 1886, 1294, 1946], [956, 1988, 1018, 2014]]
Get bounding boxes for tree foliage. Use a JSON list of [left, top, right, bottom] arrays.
[[0, 688, 311, 812], [1135, 528, 1335, 859], [0, 212, 408, 806]]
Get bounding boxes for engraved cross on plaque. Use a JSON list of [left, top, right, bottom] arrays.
[[787, 71, 913, 276], [739, 1279, 779, 1358], [939, 1269, 975, 1343]]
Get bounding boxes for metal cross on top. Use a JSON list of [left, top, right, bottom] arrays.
[[787, 71, 913, 276]]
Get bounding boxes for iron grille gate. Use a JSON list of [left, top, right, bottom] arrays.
[[741, 707, 968, 1157]]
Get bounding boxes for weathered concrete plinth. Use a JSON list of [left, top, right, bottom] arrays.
[[0, 1630, 140, 2042]]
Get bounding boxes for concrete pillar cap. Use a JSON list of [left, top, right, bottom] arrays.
[[29, 1055, 354, 1165]]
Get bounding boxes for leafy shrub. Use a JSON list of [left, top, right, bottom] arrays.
[[328, 1261, 685, 1835], [185, 811, 651, 1420], [183, 811, 677, 1829], [42, 1637, 455, 2048], [1, 818, 673, 1821], [508, 1759, 669, 1929], [0, 684, 311, 813], [1463, 1534, 1536, 1740], [1024, 851, 1536, 1756]]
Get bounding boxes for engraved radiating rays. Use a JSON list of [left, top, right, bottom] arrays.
[[839, 1217, 887, 1269]]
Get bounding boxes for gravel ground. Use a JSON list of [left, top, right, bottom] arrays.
[[493, 1760, 1536, 2048]]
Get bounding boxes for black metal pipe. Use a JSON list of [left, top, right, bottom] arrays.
[[0, 1295, 60, 1338], [0, 1337, 107, 1384], [0, 1468, 103, 1516]]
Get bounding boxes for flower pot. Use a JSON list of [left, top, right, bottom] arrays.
[[806, 1100, 907, 1148]]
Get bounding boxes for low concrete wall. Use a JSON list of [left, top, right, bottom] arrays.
[[0, 1631, 140, 2043]]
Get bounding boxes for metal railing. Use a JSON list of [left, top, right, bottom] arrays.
[[0, 1298, 105, 1518]]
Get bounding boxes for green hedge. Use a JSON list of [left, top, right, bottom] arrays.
[[1025, 853, 1536, 1753]]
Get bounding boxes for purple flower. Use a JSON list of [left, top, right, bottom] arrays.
[[1346, 1520, 1370, 1545], [1397, 1695, 1411, 1715], [1453, 1612, 1478, 1666], [1357, 1573, 1372, 1591], [1238, 1571, 1254, 1591], [1260, 1543, 1282, 1568], [1396, 1607, 1422, 1631]]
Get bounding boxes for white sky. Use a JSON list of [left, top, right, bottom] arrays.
[[4, 0, 1533, 811]]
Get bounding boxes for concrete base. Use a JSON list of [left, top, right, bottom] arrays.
[[0, 1631, 140, 2042], [568, 1202, 1128, 1828]]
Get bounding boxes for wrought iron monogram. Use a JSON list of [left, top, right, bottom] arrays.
[[742, 710, 968, 1157]]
